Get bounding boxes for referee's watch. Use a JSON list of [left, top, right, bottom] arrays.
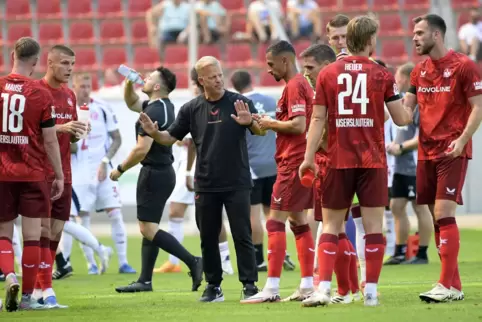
[[399, 143, 404, 153], [117, 164, 125, 173], [101, 156, 110, 164]]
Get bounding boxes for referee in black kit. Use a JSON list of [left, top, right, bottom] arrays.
[[139, 56, 264, 303], [109, 66, 203, 293]]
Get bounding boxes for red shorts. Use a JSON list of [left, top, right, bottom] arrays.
[[48, 182, 72, 221], [271, 168, 313, 212], [322, 168, 388, 209], [416, 157, 468, 205], [0, 181, 50, 222]]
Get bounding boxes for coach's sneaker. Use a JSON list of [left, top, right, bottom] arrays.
[[241, 283, 259, 301], [4, 273, 20, 312], [419, 283, 453, 303], [115, 281, 153, 293], [19, 294, 46, 310], [119, 263, 137, 274], [88, 264, 100, 275], [283, 254, 296, 271], [402, 257, 428, 265], [301, 289, 331, 307], [383, 255, 405, 265], [451, 287, 464, 301], [331, 292, 353, 304], [43, 296, 68, 309], [188, 257, 203, 292], [364, 293, 379, 307], [199, 284, 224, 302], [53, 266, 74, 280], [282, 287, 315, 302], [222, 255, 234, 275], [154, 261, 182, 273], [256, 262, 267, 272], [100, 246, 113, 274], [240, 288, 280, 304]]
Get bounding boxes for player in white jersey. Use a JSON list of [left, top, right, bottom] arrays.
[[153, 68, 234, 275], [64, 74, 135, 275]]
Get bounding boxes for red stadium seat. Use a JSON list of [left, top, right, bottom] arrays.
[[0, 51, 5, 73], [72, 47, 98, 72], [6, 0, 31, 21], [37, 0, 62, 20], [229, 14, 247, 35], [69, 22, 95, 45], [403, 0, 430, 11], [378, 14, 404, 36], [220, 0, 245, 12], [100, 21, 126, 44], [371, 0, 399, 12], [67, 0, 94, 19], [164, 45, 188, 67], [38, 23, 64, 45], [259, 72, 284, 87], [342, 0, 368, 12], [225, 44, 253, 68], [198, 45, 222, 59], [457, 12, 471, 29], [381, 40, 408, 65], [256, 43, 271, 62], [173, 70, 189, 89], [102, 47, 127, 69], [294, 40, 312, 56], [131, 21, 149, 44], [97, 0, 123, 18], [90, 73, 100, 91], [451, 0, 478, 9], [7, 23, 32, 45], [37, 49, 50, 73], [128, 0, 152, 18], [133, 46, 159, 70], [316, 0, 338, 12]]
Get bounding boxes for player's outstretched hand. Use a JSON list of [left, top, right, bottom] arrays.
[[256, 115, 274, 131], [50, 178, 65, 201], [231, 100, 253, 126], [298, 159, 317, 181], [139, 112, 159, 136], [445, 138, 466, 158]]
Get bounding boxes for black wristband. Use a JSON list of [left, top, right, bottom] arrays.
[[399, 143, 404, 153], [117, 164, 125, 173]]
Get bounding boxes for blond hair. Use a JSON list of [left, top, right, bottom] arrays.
[[73, 73, 92, 84], [346, 16, 379, 54], [194, 56, 221, 75]]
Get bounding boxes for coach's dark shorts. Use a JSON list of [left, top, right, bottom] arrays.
[[137, 165, 176, 223], [251, 175, 276, 206], [391, 173, 416, 200], [0, 181, 50, 222], [49, 182, 73, 221]]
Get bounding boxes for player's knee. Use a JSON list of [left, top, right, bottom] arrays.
[[289, 222, 310, 236], [107, 208, 122, 221], [169, 203, 187, 219], [138, 221, 157, 240], [266, 218, 285, 233], [0, 220, 14, 238], [268, 209, 289, 223], [433, 200, 457, 221], [50, 219, 65, 241], [390, 199, 407, 215]]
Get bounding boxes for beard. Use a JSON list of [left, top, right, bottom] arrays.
[[420, 41, 435, 55]]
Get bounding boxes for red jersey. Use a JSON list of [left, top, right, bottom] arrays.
[[0, 74, 55, 182], [410, 50, 482, 160], [37, 79, 78, 183], [275, 74, 313, 168], [315, 56, 400, 169]]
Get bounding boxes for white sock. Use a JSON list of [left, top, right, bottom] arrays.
[[63, 220, 104, 259], [108, 209, 128, 266], [314, 221, 323, 269], [354, 217, 366, 282], [80, 215, 97, 268], [12, 224, 22, 268], [219, 241, 230, 259], [384, 209, 395, 256], [300, 277, 314, 289], [33, 288, 43, 300], [364, 283, 377, 297], [167, 218, 184, 265], [318, 281, 331, 292], [265, 277, 280, 290], [42, 288, 55, 299]]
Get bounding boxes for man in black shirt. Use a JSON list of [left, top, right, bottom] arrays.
[[109, 66, 203, 293], [139, 56, 264, 302]]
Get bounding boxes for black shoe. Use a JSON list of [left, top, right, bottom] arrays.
[[188, 257, 203, 292], [257, 262, 267, 272], [283, 254, 296, 271], [0, 270, 5, 282], [402, 256, 429, 265], [241, 283, 259, 300], [52, 266, 74, 280], [383, 255, 405, 265], [199, 284, 224, 302], [115, 281, 153, 293]]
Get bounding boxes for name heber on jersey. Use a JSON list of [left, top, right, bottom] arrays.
[[275, 73, 313, 167], [37, 79, 78, 183], [411, 50, 482, 160]]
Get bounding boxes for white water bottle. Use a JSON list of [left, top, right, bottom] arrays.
[[117, 64, 144, 85], [77, 103, 90, 140]]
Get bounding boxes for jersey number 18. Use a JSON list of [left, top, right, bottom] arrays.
[[1, 93, 25, 133], [337, 73, 369, 115]]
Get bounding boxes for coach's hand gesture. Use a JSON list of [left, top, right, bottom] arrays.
[[231, 100, 252, 126], [139, 112, 159, 136]]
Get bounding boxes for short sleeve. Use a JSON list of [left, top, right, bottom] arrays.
[[314, 69, 327, 106], [167, 103, 191, 141], [459, 58, 482, 99], [103, 104, 119, 132], [384, 72, 401, 103], [247, 99, 258, 114], [287, 79, 308, 118], [138, 102, 169, 137], [39, 89, 55, 128]]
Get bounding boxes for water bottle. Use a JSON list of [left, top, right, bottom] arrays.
[[77, 103, 90, 140], [117, 64, 144, 85]]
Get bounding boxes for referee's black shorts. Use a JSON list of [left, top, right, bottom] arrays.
[[391, 173, 416, 201], [250, 175, 276, 206], [136, 165, 176, 223]]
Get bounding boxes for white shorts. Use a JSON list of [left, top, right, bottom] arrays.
[[168, 158, 195, 205], [71, 176, 122, 215]]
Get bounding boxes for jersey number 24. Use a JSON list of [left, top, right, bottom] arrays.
[[337, 73, 369, 115]]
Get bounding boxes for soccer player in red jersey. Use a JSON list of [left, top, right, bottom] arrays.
[[241, 40, 315, 303], [0, 37, 64, 312], [299, 16, 412, 307], [32, 45, 86, 309], [406, 14, 482, 303]]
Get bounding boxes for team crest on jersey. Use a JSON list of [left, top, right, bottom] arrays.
[[67, 98, 73, 106], [443, 69, 452, 78], [51, 106, 56, 118]]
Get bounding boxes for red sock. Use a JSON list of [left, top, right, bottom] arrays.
[[22, 240, 41, 295], [438, 218, 460, 289], [347, 239, 359, 293], [317, 233, 338, 282], [0, 237, 15, 276], [434, 224, 441, 260], [365, 234, 385, 284], [436, 223, 461, 290], [266, 219, 286, 278], [291, 224, 314, 278], [334, 233, 351, 296], [37, 237, 53, 291]]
